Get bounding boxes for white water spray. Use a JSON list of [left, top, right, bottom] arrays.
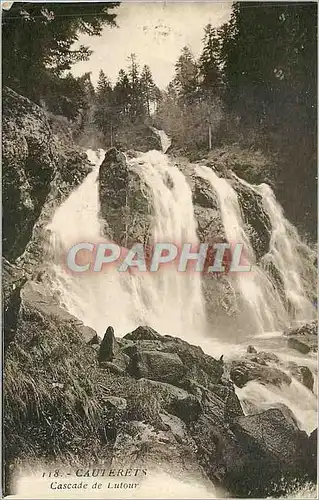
[[150, 127, 172, 153], [256, 182, 315, 322], [195, 165, 288, 333], [48, 147, 206, 338], [236, 377, 317, 434]]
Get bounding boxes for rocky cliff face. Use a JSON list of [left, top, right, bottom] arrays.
[[233, 178, 271, 260], [2, 87, 92, 267], [3, 87, 56, 261]]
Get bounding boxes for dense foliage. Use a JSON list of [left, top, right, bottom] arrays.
[[220, 2, 317, 235], [93, 55, 161, 147], [2, 2, 119, 102]]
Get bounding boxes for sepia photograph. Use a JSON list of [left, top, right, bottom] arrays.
[[2, 1, 318, 498]]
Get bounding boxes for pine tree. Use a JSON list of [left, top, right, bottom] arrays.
[[96, 70, 111, 96], [79, 72, 96, 132], [199, 24, 223, 97], [127, 53, 144, 119], [140, 65, 159, 115], [113, 69, 131, 118], [94, 69, 114, 142], [173, 46, 199, 106], [2, 2, 119, 101], [42, 72, 88, 121], [220, 1, 317, 235]]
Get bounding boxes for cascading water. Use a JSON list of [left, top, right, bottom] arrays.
[[195, 165, 316, 334], [256, 182, 316, 322], [192, 165, 317, 437], [47, 149, 142, 335], [47, 134, 317, 452], [150, 126, 172, 153], [129, 150, 206, 336], [195, 164, 288, 333], [47, 142, 206, 339], [157, 129, 172, 153]]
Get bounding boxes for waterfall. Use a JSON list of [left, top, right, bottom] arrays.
[[195, 165, 315, 333], [256, 182, 315, 322], [196, 165, 287, 333], [157, 129, 172, 153], [47, 146, 315, 338], [47, 149, 140, 335], [47, 147, 206, 339], [150, 127, 172, 153], [45, 143, 317, 493]]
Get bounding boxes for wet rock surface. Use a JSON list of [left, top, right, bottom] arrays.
[[234, 179, 272, 260], [287, 362, 314, 391], [192, 174, 219, 210], [284, 321, 317, 353], [230, 359, 292, 388], [98, 148, 153, 248], [233, 344, 316, 393]]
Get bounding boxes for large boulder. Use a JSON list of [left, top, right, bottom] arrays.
[[98, 148, 153, 247], [13, 279, 97, 346], [287, 362, 314, 391], [113, 123, 162, 152], [136, 378, 203, 424], [128, 350, 186, 386], [124, 325, 162, 341], [98, 326, 116, 363], [230, 359, 291, 388], [120, 328, 225, 388], [190, 403, 312, 497], [307, 428, 317, 481], [284, 321, 317, 353], [227, 408, 312, 497]]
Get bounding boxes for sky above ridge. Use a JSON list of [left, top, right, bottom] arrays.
[[71, 1, 232, 89]]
